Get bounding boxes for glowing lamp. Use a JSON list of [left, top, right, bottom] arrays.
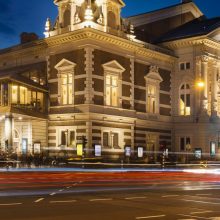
[[196, 80, 204, 88]]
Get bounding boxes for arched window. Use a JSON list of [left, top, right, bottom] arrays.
[[63, 9, 71, 27], [107, 11, 117, 29], [179, 83, 191, 116]]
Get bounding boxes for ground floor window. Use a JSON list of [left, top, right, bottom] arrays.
[[180, 137, 190, 151], [60, 129, 76, 147], [103, 131, 119, 148]]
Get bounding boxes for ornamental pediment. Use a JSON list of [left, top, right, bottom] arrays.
[[102, 60, 125, 73], [55, 58, 76, 71], [145, 65, 163, 82]]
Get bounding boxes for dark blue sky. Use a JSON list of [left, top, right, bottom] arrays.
[[0, 0, 219, 49]]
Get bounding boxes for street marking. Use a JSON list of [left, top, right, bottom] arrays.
[[89, 198, 112, 202], [178, 214, 210, 219], [162, 195, 179, 198], [50, 192, 56, 196], [35, 198, 44, 203], [66, 186, 71, 189], [190, 211, 213, 215], [136, 215, 166, 219], [0, 203, 22, 206], [50, 200, 77, 204], [59, 189, 64, 192], [182, 199, 220, 205], [125, 196, 147, 200]]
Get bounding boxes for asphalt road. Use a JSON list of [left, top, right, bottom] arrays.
[[0, 169, 220, 220]]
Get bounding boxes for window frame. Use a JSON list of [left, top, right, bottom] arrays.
[[102, 128, 124, 149], [57, 127, 76, 147], [103, 60, 125, 108], [55, 59, 76, 106], [179, 136, 191, 151], [179, 62, 191, 71], [179, 83, 191, 116], [145, 66, 163, 115]]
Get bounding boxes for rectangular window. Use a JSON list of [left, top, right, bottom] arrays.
[[103, 131, 119, 148], [179, 62, 190, 70], [61, 131, 67, 146], [105, 74, 119, 107], [61, 73, 73, 105], [112, 133, 119, 147], [103, 132, 109, 147], [147, 85, 157, 114], [186, 62, 190, 69], [180, 63, 185, 70], [180, 137, 191, 151], [11, 85, 18, 104], [20, 86, 28, 104], [69, 131, 75, 146]]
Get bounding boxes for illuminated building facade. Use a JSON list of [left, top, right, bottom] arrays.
[[0, 0, 219, 161]]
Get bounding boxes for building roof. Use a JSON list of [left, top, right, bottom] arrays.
[[156, 16, 220, 43], [127, 1, 203, 27]]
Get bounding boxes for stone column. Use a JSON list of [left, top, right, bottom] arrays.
[[211, 61, 219, 116], [4, 114, 13, 152], [201, 55, 209, 112]]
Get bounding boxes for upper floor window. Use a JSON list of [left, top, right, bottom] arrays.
[[179, 83, 191, 116], [61, 73, 73, 105], [147, 85, 156, 114], [55, 59, 76, 106], [179, 62, 190, 71], [106, 74, 118, 107], [102, 60, 125, 108], [145, 66, 163, 114]]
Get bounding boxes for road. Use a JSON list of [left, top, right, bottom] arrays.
[[0, 168, 220, 220]]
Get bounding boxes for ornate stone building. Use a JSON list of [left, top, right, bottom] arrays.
[[0, 0, 219, 161]]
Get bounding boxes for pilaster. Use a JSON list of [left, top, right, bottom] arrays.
[[130, 57, 135, 110], [84, 46, 95, 104], [201, 55, 209, 113], [211, 61, 219, 117]]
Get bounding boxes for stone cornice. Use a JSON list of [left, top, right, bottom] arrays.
[[0, 28, 175, 64], [163, 36, 220, 51]]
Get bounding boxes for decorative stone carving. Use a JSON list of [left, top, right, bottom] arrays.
[[74, 13, 81, 24], [201, 55, 209, 63], [150, 65, 159, 74], [97, 13, 104, 24]]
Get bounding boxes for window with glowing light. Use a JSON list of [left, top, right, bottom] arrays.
[[179, 83, 191, 116], [147, 85, 156, 114], [105, 74, 119, 107], [61, 73, 73, 105]]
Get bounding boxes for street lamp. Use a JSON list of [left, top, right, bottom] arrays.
[[196, 80, 205, 89]]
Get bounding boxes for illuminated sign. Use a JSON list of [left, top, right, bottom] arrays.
[[125, 146, 131, 157], [210, 142, 216, 157], [95, 145, 101, 157], [77, 144, 83, 156], [138, 147, 143, 158], [195, 148, 202, 159]]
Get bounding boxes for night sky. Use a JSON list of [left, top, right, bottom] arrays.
[[0, 0, 219, 49]]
